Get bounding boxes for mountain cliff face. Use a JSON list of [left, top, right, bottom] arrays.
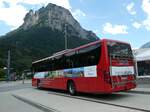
[[20, 3, 98, 40], [0, 3, 99, 72]]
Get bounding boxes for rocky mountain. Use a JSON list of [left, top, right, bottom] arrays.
[[20, 3, 98, 40], [0, 3, 99, 72], [141, 41, 150, 48]]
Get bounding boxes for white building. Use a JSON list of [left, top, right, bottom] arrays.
[[134, 48, 150, 77]]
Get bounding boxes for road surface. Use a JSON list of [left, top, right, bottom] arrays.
[[0, 81, 150, 112], [0, 81, 44, 112]]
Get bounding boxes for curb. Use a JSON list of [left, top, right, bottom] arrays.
[[12, 94, 61, 112], [125, 90, 150, 95]]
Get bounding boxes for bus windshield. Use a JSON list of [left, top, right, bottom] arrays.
[[107, 41, 133, 59]]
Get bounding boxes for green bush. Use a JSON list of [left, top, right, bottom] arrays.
[[0, 68, 6, 81]]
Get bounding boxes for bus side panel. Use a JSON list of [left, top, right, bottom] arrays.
[[84, 77, 103, 93], [87, 62, 105, 92], [39, 78, 62, 89], [58, 77, 89, 93], [98, 39, 112, 93], [32, 78, 37, 87], [75, 41, 106, 93], [74, 40, 108, 93], [51, 78, 66, 89], [38, 78, 49, 88], [39, 78, 66, 90], [38, 77, 90, 92]]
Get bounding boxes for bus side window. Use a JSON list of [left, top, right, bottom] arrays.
[[66, 58, 70, 68], [77, 43, 101, 67], [65, 57, 73, 69], [72, 53, 79, 68]]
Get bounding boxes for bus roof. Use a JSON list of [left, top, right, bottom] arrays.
[[32, 40, 101, 64], [32, 39, 130, 64], [102, 39, 130, 45]]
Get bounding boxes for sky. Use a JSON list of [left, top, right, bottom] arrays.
[[0, 0, 150, 49]]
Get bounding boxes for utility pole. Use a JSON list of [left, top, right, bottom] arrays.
[[7, 50, 10, 81], [64, 16, 69, 50], [64, 23, 67, 50]]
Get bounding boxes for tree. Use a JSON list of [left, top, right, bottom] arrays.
[[0, 68, 6, 81]]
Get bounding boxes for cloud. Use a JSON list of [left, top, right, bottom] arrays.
[[126, 2, 136, 15], [0, 0, 71, 9], [21, 0, 71, 10], [72, 9, 86, 20], [0, 3, 27, 30], [132, 22, 142, 29], [0, 1, 4, 8], [0, 0, 71, 30], [142, 0, 150, 31], [103, 23, 128, 35]]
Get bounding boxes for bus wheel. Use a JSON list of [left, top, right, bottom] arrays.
[[68, 81, 76, 95], [37, 80, 40, 89]]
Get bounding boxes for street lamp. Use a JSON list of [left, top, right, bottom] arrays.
[[3, 67, 7, 70]]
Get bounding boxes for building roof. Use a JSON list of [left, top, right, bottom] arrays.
[[134, 48, 150, 61]]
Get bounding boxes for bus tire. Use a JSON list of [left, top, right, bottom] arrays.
[[68, 81, 76, 95], [37, 80, 41, 89]]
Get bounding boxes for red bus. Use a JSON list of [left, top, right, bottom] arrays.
[[32, 39, 136, 95]]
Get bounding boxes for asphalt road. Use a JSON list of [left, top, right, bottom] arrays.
[[0, 93, 44, 112], [0, 81, 150, 112], [0, 83, 31, 92], [12, 87, 150, 112], [0, 81, 44, 112]]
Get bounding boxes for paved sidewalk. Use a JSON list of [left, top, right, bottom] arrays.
[[127, 86, 150, 94], [125, 77, 150, 94], [137, 77, 150, 84], [125, 81, 150, 94]]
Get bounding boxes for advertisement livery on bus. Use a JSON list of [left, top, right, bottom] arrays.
[[32, 39, 136, 95]]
